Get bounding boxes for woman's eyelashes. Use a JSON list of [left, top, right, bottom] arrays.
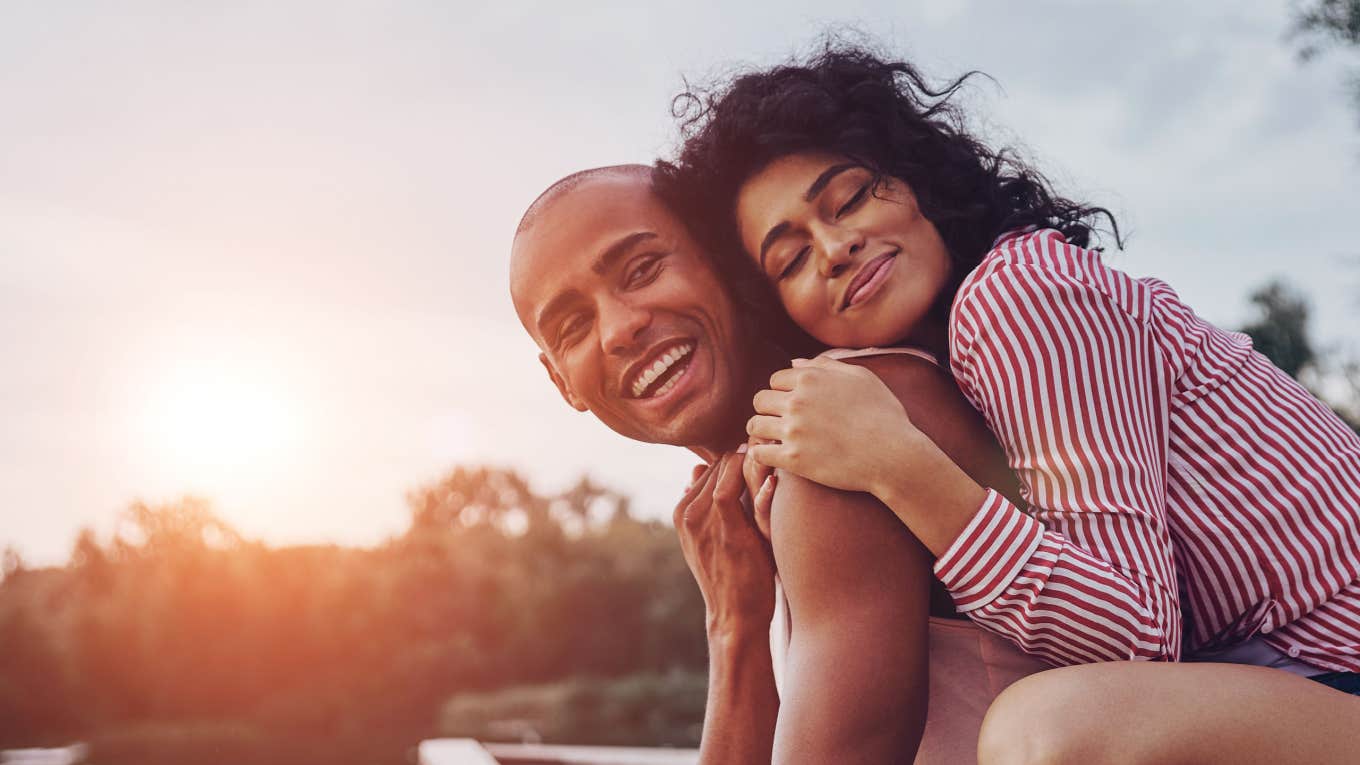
[[778, 246, 811, 280], [835, 182, 870, 218]]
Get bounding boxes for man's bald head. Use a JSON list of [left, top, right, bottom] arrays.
[[510, 164, 661, 324], [514, 164, 655, 239]]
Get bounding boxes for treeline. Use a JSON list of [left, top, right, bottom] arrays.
[[0, 468, 707, 763]]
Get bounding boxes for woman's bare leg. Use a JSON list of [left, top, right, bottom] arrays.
[[978, 661, 1360, 765]]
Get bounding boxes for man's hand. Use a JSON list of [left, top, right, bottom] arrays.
[[674, 452, 776, 636]]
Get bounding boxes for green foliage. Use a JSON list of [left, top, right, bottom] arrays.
[[0, 467, 706, 762]]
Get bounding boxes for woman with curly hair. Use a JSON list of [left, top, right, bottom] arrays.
[[658, 44, 1360, 763]]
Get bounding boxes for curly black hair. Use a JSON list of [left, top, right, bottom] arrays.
[[654, 43, 1120, 354]]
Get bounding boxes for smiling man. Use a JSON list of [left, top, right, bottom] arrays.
[[510, 165, 764, 452], [508, 165, 1035, 764]]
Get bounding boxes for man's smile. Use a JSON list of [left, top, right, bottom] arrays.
[[625, 340, 696, 399]]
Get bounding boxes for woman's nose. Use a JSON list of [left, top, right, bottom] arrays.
[[817, 233, 862, 279]]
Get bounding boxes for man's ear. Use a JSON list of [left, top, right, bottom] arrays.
[[539, 353, 588, 412]]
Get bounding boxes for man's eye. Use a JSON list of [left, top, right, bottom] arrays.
[[778, 246, 810, 280], [625, 255, 664, 288], [558, 315, 590, 348], [835, 183, 870, 218]]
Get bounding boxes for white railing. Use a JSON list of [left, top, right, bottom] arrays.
[[418, 739, 699, 765]]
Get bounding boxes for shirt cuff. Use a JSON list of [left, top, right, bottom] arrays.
[[933, 489, 1044, 613]]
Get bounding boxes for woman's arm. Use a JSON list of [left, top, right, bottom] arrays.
[[933, 247, 1182, 665]]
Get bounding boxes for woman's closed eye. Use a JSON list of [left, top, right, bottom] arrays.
[[835, 182, 870, 218], [778, 245, 811, 280]]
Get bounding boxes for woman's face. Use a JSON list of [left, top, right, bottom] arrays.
[[735, 152, 952, 349]]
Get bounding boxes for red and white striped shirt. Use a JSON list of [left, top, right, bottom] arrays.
[[934, 228, 1360, 671]]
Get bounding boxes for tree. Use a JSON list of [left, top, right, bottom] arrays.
[[1292, 0, 1360, 120], [1239, 277, 1360, 433], [1240, 279, 1317, 378]]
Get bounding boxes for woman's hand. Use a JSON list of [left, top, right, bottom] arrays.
[[746, 357, 925, 498], [674, 452, 776, 636]]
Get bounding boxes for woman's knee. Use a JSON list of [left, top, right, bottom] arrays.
[[977, 666, 1115, 765]]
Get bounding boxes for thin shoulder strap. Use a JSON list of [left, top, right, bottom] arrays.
[[819, 346, 940, 368]]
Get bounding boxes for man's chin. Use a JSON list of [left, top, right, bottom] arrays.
[[599, 395, 728, 449]]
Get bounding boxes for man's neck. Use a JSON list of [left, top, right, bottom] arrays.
[[687, 346, 788, 465]]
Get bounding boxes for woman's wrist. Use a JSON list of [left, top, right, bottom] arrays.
[[868, 429, 933, 504], [874, 431, 989, 556]]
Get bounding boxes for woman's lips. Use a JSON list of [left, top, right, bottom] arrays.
[[842, 252, 897, 310]]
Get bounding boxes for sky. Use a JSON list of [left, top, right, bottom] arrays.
[[3, 1, 1358, 565]]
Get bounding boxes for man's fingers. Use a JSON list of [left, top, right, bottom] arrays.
[[712, 452, 746, 504], [752, 388, 791, 416], [746, 414, 784, 441], [743, 444, 773, 500], [753, 474, 776, 540], [674, 460, 719, 528]]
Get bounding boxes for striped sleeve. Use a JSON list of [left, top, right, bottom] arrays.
[[937, 239, 1183, 665]]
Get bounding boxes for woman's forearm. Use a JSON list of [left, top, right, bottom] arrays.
[[699, 624, 779, 765], [871, 431, 990, 558]]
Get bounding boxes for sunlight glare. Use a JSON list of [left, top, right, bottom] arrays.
[[138, 362, 303, 483]]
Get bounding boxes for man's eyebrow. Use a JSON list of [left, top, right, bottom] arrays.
[[592, 231, 659, 275], [758, 163, 860, 270]]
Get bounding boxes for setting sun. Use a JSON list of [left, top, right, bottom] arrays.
[[137, 362, 302, 483]]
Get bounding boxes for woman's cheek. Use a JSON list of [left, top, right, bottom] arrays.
[[783, 284, 827, 338]]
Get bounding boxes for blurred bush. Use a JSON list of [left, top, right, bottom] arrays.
[[0, 467, 706, 762]]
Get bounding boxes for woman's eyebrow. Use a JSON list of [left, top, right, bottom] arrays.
[[758, 222, 791, 271], [804, 163, 858, 202]]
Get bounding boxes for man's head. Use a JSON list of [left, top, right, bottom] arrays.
[[510, 165, 761, 453]]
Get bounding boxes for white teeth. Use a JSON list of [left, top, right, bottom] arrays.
[[630, 343, 694, 398]]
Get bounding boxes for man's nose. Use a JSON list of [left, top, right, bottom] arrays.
[[598, 295, 653, 355], [814, 224, 864, 279]]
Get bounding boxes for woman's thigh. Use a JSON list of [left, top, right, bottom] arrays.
[[977, 661, 1360, 765]]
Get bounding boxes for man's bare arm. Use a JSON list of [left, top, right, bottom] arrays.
[[766, 353, 1019, 763], [700, 622, 779, 763], [675, 455, 779, 764], [771, 473, 933, 764]]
